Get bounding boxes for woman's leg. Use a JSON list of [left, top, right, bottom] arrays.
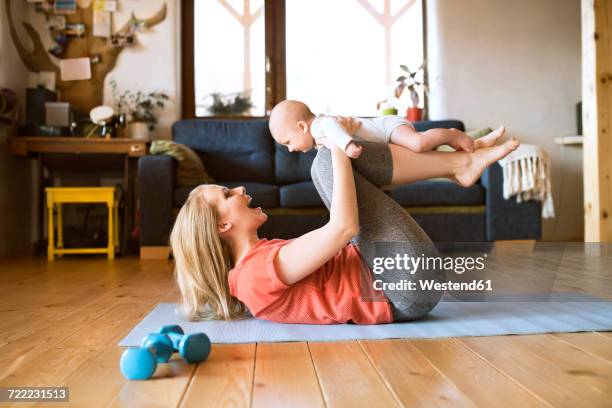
[[311, 145, 446, 321], [388, 139, 519, 186]]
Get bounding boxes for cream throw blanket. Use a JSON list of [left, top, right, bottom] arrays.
[[497, 144, 555, 218]]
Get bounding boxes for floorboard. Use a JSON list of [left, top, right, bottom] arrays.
[[459, 336, 610, 407], [359, 339, 474, 407], [409, 338, 546, 407], [251, 342, 324, 408], [180, 344, 255, 408], [309, 340, 399, 407], [553, 332, 612, 361]]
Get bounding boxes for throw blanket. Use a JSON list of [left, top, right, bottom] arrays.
[[498, 144, 555, 218], [150, 140, 214, 187]]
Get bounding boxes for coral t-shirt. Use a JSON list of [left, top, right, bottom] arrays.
[[228, 238, 394, 325]]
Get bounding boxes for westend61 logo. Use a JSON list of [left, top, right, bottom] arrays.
[[371, 253, 488, 275]]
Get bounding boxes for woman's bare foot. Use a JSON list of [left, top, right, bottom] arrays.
[[474, 126, 506, 149], [454, 138, 520, 187]]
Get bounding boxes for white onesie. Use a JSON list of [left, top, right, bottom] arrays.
[[310, 114, 415, 151]]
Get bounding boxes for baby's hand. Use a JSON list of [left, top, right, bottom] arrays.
[[336, 115, 361, 135], [345, 142, 363, 159]]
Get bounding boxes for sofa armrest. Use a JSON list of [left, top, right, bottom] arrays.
[[138, 155, 176, 246], [481, 163, 542, 241]]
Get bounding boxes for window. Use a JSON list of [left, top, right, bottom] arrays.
[[287, 0, 424, 116], [183, 0, 425, 118], [193, 0, 266, 116]]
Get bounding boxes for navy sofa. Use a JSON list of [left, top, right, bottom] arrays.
[[138, 119, 541, 253]]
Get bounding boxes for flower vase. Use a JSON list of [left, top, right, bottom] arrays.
[[407, 107, 423, 122], [129, 122, 150, 141]]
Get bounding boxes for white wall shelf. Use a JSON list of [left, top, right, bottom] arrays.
[[554, 135, 584, 146]]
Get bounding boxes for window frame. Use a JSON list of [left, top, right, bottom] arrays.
[[181, 0, 427, 120]]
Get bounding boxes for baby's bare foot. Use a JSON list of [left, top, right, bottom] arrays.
[[448, 132, 475, 152], [454, 138, 520, 187], [474, 126, 506, 149]]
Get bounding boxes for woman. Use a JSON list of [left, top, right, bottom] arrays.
[[170, 130, 518, 324]]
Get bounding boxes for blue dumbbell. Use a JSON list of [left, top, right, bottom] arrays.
[[159, 325, 211, 364], [140, 333, 174, 363], [119, 333, 173, 380]]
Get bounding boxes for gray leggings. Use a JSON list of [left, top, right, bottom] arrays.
[[310, 143, 446, 322]]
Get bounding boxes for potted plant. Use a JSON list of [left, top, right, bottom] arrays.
[[395, 62, 428, 121], [205, 92, 253, 116], [110, 79, 169, 140]]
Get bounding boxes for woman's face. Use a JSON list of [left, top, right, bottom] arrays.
[[199, 184, 268, 236]]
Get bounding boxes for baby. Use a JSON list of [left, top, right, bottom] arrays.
[[268, 100, 506, 159]]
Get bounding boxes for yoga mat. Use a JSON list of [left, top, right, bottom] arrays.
[[119, 295, 612, 345]]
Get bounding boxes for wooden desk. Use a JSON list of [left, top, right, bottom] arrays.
[[7, 137, 148, 254], [8, 136, 147, 156]]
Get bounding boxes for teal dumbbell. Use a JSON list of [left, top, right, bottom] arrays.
[[140, 333, 174, 363], [119, 333, 173, 380], [159, 325, 211, 364]]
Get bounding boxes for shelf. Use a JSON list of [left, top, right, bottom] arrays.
[[554, 135, 583, 145]]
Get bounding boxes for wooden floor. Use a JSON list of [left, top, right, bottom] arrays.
[[0, 255, 610, 407]]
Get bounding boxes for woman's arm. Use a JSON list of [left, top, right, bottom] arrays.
[[273, 145, 359, 285]]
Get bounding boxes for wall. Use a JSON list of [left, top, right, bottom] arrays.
[[427, 0, 583, 241], [26, 0, 181, 140], [0, 0, 35, 256]]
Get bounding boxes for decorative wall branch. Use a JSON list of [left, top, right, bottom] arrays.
[[5, 0, 60, 78]]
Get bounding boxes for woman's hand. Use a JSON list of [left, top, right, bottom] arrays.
[[336, 115, 362, 135]]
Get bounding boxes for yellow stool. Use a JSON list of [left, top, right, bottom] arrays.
[[45, 187, 119, 261]]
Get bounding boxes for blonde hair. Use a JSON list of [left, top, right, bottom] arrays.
[[170, 185, 248, 321]]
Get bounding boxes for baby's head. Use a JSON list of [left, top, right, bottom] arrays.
[[269, 100, 316, 153]]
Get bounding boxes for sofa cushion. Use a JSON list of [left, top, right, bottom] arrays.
[[279, 181, 325, 208], [174, 182, 279, 208], [412, 213, 486, 242], [275, 143, 317, 184], [413, 119, 465, 132], [385, 181, 484, 206], [172, 119, 275, 183]]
